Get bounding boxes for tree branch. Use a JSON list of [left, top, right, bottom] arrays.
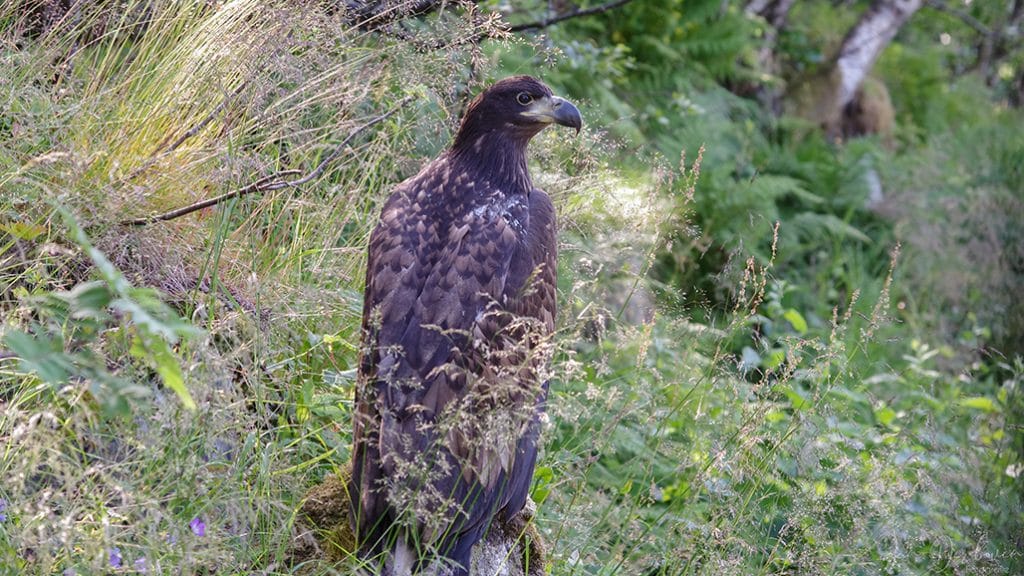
[[923, 0, 991, 35], [350, 0, 635, 52], [120, 96, 414, 227], [345, 0, 471, 32], [508, 0, 636, 33]]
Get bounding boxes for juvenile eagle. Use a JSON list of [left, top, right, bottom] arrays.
[[350, 76, 581, 574]]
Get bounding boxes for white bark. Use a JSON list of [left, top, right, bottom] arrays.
[[746, 0, 796, 28], [836, 0, 923, 108]]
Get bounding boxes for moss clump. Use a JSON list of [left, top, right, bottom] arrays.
[[296, 462, 357, 563], [295, 461, 546, 575]]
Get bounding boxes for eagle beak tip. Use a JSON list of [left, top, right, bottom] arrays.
[[551, 96, 582, 134]]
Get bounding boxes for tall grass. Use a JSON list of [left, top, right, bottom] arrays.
[[1, 1, 1021, 575], [0, 1, 488, 573]]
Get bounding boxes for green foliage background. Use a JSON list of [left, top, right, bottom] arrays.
[[1, 1, 1021, 574]]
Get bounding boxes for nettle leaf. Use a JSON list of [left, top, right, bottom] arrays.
[[60, 281, 113, 319], [874, 405, 898, 427], [782, 385, 812, 411], [764, 349, 787, 370], [4, 329, 72, 384], [783, 308, 808, 335], [130, 333, 196, 411], [56, 207, 201, 411], [0, 220, 47, 240], [959, 396, 998, 413]]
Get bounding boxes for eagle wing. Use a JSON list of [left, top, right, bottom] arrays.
[[351, 168, 556, 553]]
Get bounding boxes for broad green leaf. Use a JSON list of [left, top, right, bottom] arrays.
[[874, 405, 898, 427], [61, 281, 113, 316], [782, 385, 811, 411], [959, 396, 997, 412], [4, 330, 72, 384], [147, 337, 196, 411], [1, 221, 46, 240], [131, 334, 196, 411], [765, 349, 787, 369], [814, 480, 827, 496], [783, 308, 808, 334]]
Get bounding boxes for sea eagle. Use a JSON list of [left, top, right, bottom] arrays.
[[350, 76, 581, 575]]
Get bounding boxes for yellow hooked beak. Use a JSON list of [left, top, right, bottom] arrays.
[[521, 95, 583, 134]]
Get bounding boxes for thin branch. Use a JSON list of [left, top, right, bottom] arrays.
[[346, 0, 457, 31], [924, 0, 991, 35], [119, 171, 300, 226], [357, 0, 634, 52], [120, 96, 414, 227], [508, 0, 635, 33]]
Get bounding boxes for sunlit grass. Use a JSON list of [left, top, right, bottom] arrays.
[[1, 1, 1021, 575]]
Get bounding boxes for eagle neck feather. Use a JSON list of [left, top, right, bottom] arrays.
[[449, 129, 533, 196]]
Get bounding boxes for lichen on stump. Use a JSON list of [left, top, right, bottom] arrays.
[[294, 461, 546, 575]]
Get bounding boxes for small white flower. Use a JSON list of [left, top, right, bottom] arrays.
[[1006, 463, 1022, 479]]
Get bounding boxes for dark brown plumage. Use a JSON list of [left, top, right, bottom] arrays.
[[350, 76, 581, 575]]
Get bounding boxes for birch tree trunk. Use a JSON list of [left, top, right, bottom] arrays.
[[834, 0, 923, 110], [794, 0, 923, 137]]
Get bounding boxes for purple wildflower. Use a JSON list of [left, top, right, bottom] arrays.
[[189, 517, 206, 537], [63, 569, 76, 576], [109, 547, 122, 568], [134, 557, 147, 573], [0, 498, 6, 522]]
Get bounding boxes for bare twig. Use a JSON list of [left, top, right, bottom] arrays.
[[924, 0, 991, 35], [346, 0, 455, 31], [356, 0, 634, 52], [120, 96, 414, 227], [119, 170, 300, 226], [508, 0, 635, 33]]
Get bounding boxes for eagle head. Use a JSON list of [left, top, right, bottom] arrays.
[[454, 76, 582, 148]]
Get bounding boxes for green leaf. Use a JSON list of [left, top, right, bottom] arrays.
[[874, 405, 897, 427], [790, 213, 872, 243], [814, 480, 827, 496], [765, 349, 787, 369], [959, 396, 997, 412], [131, 334, 196, 411], [0, 221, 46, 240], [782, 385, 811, 411], [60, 281, 113, 317], [147, 337, 196, 411], [113, 298, 179, 343], [531, 466, 555, 505], [4, 329, 72, 384], [783, 308, 808, 334]]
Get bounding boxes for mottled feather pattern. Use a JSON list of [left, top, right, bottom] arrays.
[[350, 76, 579, 575]]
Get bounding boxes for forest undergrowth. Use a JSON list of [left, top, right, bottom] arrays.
[[1, 1, 1021, 575]]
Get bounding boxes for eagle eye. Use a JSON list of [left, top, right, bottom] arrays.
[[516, 92, 533, 105]]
